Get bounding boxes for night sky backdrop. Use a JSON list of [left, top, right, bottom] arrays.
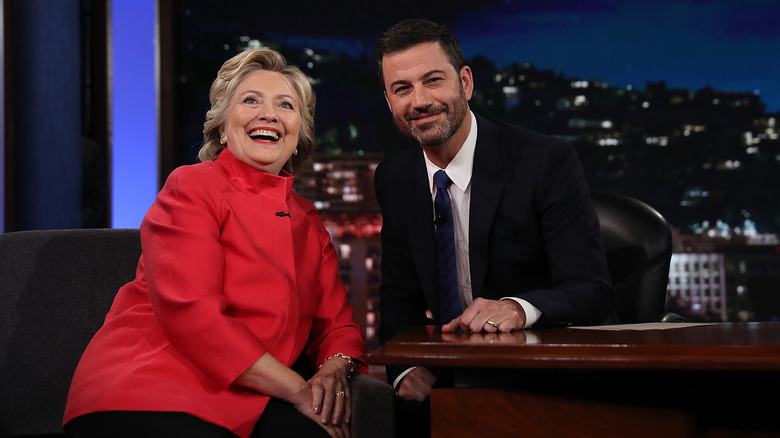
[[184, 0, 780, 112]]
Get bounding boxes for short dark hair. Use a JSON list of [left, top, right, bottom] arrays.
[[373, 18, 465, 90]]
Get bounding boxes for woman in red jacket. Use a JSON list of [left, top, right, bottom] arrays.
[[63, 48, 367, 438]]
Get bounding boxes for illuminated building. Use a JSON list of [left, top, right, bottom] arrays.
[[294, 152, 383, 347]]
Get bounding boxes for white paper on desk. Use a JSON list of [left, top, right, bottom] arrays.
[[568, 322, 717, 331]]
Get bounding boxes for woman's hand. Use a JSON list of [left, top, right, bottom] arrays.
[[234, 353, 350, 437], [308, 356, 352, 433], [288, 384, 350, 438]]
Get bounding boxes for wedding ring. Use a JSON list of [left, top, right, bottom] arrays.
[[486, 320, 499, 328], [335, 390, 346, 397]]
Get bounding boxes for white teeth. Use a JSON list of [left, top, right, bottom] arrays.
[[249, 129, 279, 140]]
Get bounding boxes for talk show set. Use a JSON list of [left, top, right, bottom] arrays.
[[3, 2, 779, 438]]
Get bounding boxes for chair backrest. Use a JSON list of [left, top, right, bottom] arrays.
[[592, 194, 673, 323], [0, 228, 141, 436]]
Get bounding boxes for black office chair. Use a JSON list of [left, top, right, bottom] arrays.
[[592, 193, 682, 323]]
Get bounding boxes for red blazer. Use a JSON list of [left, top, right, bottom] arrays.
[[64, 149, 367, 438]]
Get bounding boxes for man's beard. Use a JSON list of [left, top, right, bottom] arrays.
[[394, 88, 468, 147]]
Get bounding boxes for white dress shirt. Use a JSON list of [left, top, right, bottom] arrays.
[[422, 111, 542, 325], [393, 111, 542, 391]]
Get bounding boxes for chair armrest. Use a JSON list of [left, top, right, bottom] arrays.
[[349, 374, 395, 438], [660, 312, 688, 323]]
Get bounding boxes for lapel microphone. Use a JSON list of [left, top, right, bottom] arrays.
[[275, 211, 291, 217]]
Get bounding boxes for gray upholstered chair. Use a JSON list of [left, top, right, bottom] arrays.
[[592, 193, 682, 323], [0, 228, 393, 437]]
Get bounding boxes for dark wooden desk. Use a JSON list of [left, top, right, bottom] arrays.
[[370, 323, 780, 438]]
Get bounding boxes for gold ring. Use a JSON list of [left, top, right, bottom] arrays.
[[486, 320, 499, 328], [335, 390, 346, 397]]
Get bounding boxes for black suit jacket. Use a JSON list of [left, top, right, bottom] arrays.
[[374, 115, 613, 383]]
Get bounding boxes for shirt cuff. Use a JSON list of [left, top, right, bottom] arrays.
[[392, 366, 418, 393], [501, 297, 542, 328]]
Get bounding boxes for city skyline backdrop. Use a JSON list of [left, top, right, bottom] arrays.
[[93, 1, 780, 344], [170, 0, 780, 237], [187, 0, 780, 113], [106, 0, 780, 228]]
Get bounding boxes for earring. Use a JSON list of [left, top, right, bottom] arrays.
[[219, 134, 227, 145], [293, 148, 298, 155]]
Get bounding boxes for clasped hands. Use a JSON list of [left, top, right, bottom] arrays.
[[301, 358, 352, 438], [442, 297, 526, 333]]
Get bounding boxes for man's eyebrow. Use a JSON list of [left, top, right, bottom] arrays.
[[389, 69, 448, 89], [420, 69, 447, 80]]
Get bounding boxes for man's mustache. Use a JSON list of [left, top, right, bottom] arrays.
[[407, 104, 448, 121]]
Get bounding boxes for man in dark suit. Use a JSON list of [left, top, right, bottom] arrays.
[[372, 18, 614, 421]]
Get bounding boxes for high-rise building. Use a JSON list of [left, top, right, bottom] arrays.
[[667, 253, 728, 321]]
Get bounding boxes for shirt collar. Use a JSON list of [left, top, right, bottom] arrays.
[[424, 111, 477, 193]]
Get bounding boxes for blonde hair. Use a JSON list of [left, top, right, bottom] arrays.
[[198, 48, 315, 173]]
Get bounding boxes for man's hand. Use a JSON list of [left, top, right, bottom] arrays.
[[396, 367, 438, 402], [442, 297, 526, 333]]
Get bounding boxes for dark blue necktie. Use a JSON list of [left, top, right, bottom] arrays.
[[434, 170, 461, 323]]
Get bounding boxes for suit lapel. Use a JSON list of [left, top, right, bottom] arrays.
[[404, 150, 440, 306], [469, 115, 505, 299]]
